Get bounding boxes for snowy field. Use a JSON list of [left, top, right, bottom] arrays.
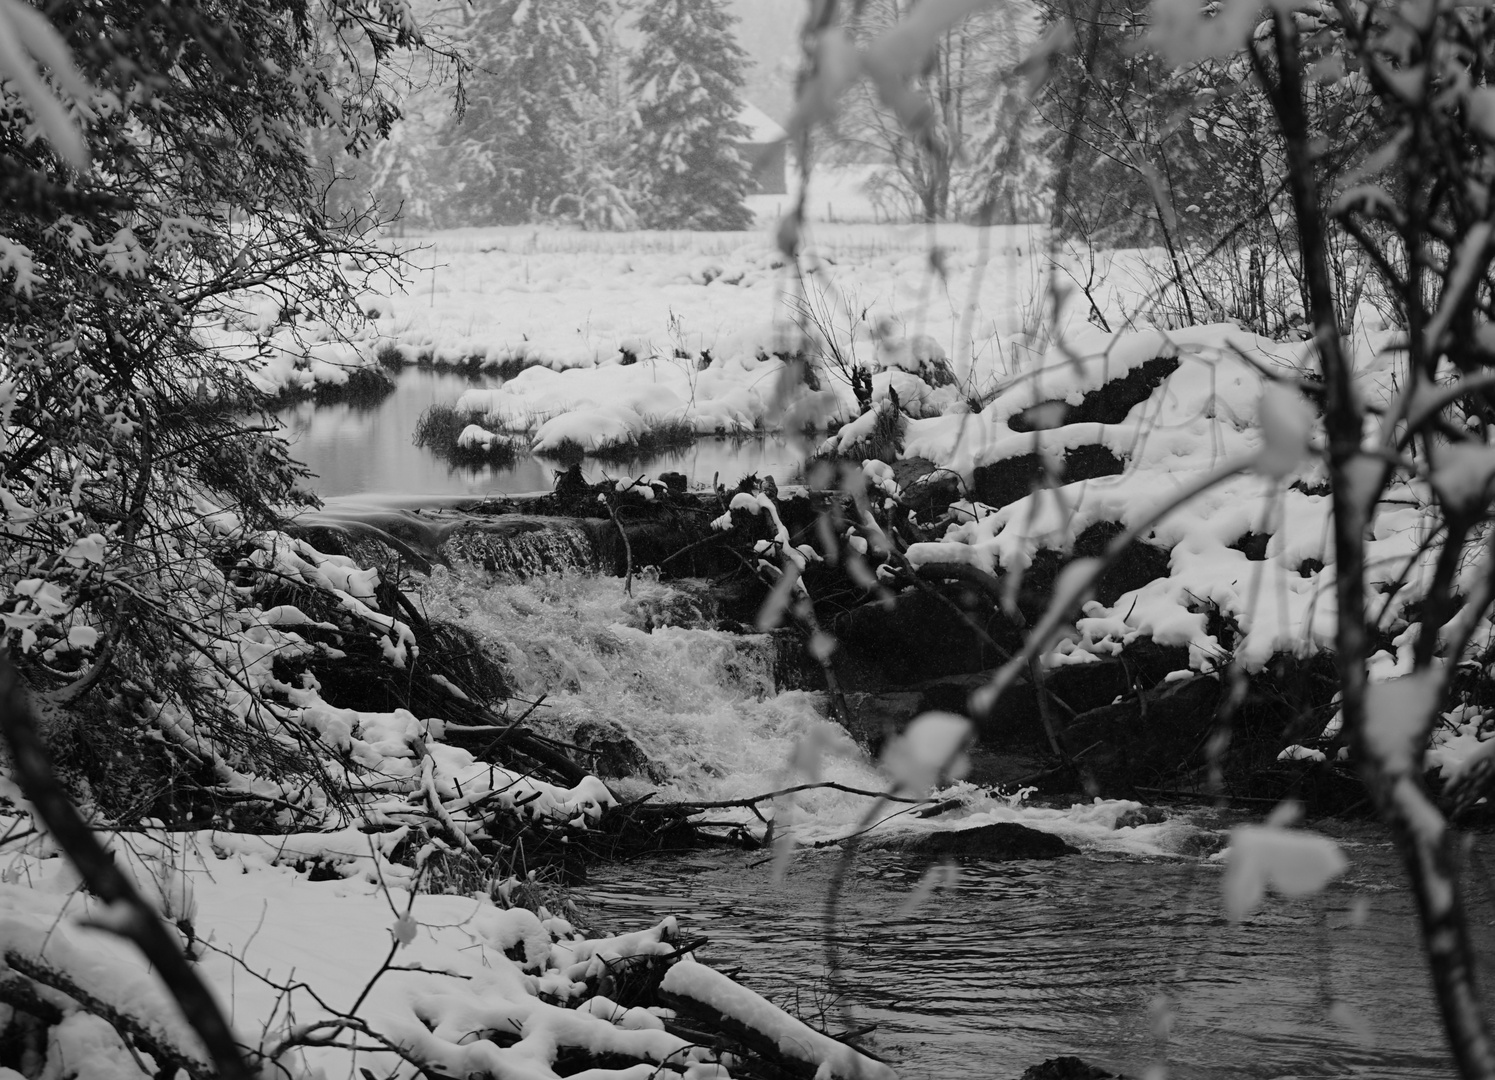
[[330, 222, 1211, 456]]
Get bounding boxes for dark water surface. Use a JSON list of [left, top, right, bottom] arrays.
[[584, 827, 1494, 1080], [276, 366, 808, 498]]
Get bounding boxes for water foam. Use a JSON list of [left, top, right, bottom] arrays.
[[417, 565, 1212, 853], [419, 568, 880, 810]]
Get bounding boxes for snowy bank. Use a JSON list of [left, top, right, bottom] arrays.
[[0, 827, 894, 1080]]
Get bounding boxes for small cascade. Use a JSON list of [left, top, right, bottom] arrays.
[[414, 564, 1226, 852], [443, 516, 604, 577], [294, 505, 466, 571], [418, 566, 884, 828]]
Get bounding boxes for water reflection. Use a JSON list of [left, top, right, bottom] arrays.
[[276, 367, 812, 498], [584, 833, 1489, 1080]]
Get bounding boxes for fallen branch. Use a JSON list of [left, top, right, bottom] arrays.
[[670, 781, 926, 811], [6, 951, 218, 1080], [0, 654, 253, 1080]]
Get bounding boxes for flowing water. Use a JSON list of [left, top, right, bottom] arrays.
[[419, 567, 874, 810], [413, 564, 1490, 1079], [298, 390, 1485, 1080], [585, 839, 1487, 1080], [276, 366, 807, 497]]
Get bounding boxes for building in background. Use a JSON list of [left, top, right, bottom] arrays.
[[736, 103, 787, 194]]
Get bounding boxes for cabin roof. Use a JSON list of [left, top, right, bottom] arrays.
[[736, 102, 786, 144]]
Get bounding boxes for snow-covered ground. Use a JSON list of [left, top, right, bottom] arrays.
[[0, 821, 896, 1080], [239, 222, 1070, 446], [241, 223, 1473, 755]]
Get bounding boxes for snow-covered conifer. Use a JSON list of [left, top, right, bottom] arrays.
[[446, 0, 617, 225], [626, 0, 755, 231]]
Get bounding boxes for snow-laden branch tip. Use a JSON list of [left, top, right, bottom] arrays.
[[1223, 824, 1347, 922], [880, 711, 973, 794], [1255, 383, 1316, 479], [0, 0, 93, 170]]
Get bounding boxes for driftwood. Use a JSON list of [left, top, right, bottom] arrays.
[[658, 978, 894, 1080]]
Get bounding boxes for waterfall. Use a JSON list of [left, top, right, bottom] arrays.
[[412, 561, 1214, 853], [417, 566, 883, 825], [443, 516, 604, 577]]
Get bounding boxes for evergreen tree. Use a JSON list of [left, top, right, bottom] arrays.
[[444, 0, 615, 225], [627, 0, 754, 231]]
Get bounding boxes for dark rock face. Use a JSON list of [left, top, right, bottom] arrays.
[[830, 587, 1022, 687], [836, 690, 926, 751], [895, 822, 1076, 860], [893, 456, 964, 516], [908, 663, 1130, 749], [597, 519, 708, 576], [1230, 531, 1272, 561], [765, 627, 823, 692], [1019, 520, 1172, 618], [1056, 675, 1223, 797], [964, 748, 1053, 788], [972, 445, 1126, 510], [1016, 1057, 1129, 1080], [570, 720, 665, 782], [1008, 355, 1181, 432]]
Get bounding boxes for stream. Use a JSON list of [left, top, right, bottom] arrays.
[[292, 380, 1488, 1079], [585, 837, 1484, 1080]]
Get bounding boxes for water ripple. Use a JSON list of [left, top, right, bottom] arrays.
[[584, 839, 1493, 1080]]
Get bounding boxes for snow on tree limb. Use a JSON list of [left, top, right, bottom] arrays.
[[0, 0, 92, 169]]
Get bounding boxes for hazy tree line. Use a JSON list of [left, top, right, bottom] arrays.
[[316, 0, 1376, 302], [319, 0, 1048, 232], [324, 0, 757, 231]]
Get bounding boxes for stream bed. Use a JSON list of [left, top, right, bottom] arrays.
[[409, 564, 1492, 1080], [295, 389, 1489, 1080]]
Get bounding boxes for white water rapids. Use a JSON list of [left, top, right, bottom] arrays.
[[417, 563, 1216, 852], [420, 565, 883, 824]]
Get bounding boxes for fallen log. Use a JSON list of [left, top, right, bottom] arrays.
[[659, 959, 897, 1080]]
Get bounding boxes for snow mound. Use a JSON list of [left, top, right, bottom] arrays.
[[897, 323, 1423, 674]]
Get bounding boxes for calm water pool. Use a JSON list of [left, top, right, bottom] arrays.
[[275, 366, 810, 498]]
